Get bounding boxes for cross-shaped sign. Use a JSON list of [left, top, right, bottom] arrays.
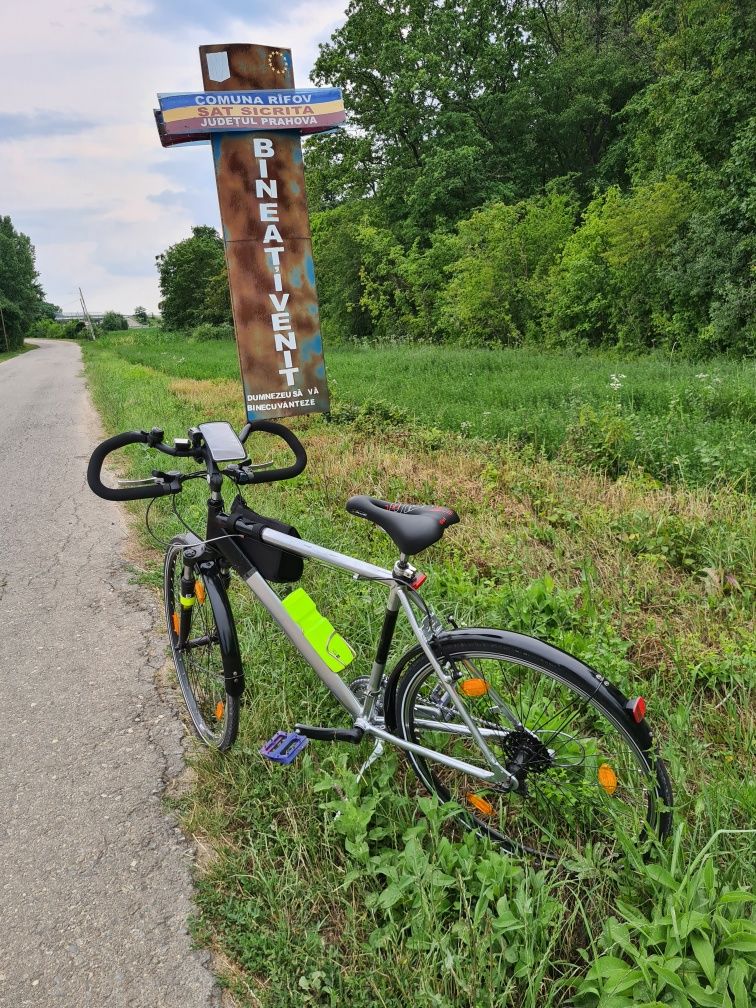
[[155, 44, 346, 421]]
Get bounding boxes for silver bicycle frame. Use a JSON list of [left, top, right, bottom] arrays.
[[247, 527, 516, 788]]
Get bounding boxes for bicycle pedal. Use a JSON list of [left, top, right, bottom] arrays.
[[259, 731, 309, 765]]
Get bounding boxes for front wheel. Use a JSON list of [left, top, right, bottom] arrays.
[[393, 630, 672, 860], [164, 537, 241, 751]]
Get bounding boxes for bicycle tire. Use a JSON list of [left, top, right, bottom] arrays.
[[392, 629, 672, 859], [164, 536, 241, 751]]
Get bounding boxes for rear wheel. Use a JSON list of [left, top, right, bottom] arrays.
[[393, 632, 672, 859], [164, 537, 240, 751]]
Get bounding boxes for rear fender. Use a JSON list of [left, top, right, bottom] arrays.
[[384, 627, 654, 752]]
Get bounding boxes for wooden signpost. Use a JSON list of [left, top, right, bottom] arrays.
[[155, 45, 346, 421]]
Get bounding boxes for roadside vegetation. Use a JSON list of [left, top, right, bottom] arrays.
[[104, 328, 754, 491], [0, 215, 57, 352], [156, 1, 755, 363], [84, 329, 754, 1007], [0, 343, 34, 364]]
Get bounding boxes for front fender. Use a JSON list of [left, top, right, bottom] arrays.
[[202, 567, 244, 698], [176, 534, 245, 699]]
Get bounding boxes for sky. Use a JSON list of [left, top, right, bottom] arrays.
[[0, 0, 347, 315]]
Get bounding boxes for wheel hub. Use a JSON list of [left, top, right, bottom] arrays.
[[500, 729, 553, 776]]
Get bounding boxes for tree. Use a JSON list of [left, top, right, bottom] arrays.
[[101, 311, 129, 331], [621, 0, 756, 353], [133, 306, 149, 325], [199, 267, 233, 326], [156, 226, 226, 330], [543, 178, 695, 350], [308, 0, 653, 236], [624, 0, 755, 184], [39, 301, 60, 320], [0, 216, 44, 350]]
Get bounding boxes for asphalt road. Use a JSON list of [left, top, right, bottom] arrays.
[[0, 342, 220, 1007]]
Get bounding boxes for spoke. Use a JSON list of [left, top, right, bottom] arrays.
[[532, 689, 596, 745], [405, 649, 657, 858]]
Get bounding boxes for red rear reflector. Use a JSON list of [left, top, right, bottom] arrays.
[[411, 572, 427, 589], [629, 697, 646, 722]]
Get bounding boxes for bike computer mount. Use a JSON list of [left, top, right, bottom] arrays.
[[196, 421, 246, 462]]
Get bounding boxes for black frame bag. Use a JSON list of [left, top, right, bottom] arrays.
[[228, 495, 304, 583]]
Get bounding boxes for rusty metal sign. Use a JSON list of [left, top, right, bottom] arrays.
[[157, 88, 345, 136], [155, 44, 332, 420]]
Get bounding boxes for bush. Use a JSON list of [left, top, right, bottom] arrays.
[[101, 311, 128, 331], [442, 188, 578, 346], [311, 203, 375, 344], [28, 318, 88, 340], [28, 318, 67, 339], [543, 179, 695, 351], [191, 322, 235, 341]]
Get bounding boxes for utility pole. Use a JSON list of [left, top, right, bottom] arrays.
[[79, 287, 96, 340], [0, 304, 9, 353]]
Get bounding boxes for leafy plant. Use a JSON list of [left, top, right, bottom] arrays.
[[613, 510, 706, 571], [575, 830, 756, 1007], [563, 401, 640, 478]]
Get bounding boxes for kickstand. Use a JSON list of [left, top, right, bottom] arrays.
[[356, 739, 385, 783]]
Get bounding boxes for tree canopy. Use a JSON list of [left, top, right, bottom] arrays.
[[0, 216, 46, 351], [306, 0, 755, 355], [156, 226, 228, 330]]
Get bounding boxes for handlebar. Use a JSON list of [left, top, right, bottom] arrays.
[[87, 430, 183, 501], [234, 420, 307, 485], [87, 420, 307, 502]]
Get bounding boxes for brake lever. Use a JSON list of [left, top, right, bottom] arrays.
[[224, 459, 274, 476], [116, 476, 160, 488], [115, 471, 183, 493]]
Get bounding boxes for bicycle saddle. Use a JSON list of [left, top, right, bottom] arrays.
[[345, 495, 460, 555]]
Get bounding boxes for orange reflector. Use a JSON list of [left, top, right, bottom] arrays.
[[195, 580, 206, 605], [171, 612, 180, 634], [598, 763, 618, 795], [459, 678, 489, 698], [466, 793, 494, 816], [215, 701, 225, 721]]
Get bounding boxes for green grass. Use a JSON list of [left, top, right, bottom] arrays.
[[103, 329, 755, 489], [82, 330, 755, 1007], [0, 342, 34, 364]]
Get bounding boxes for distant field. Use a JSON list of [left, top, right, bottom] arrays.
[[107, 329, 755, 489]]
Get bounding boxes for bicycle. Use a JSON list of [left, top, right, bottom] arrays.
[[88, 418, 672, 860]]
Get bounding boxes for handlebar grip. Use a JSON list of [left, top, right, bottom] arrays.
[[87, 431, 179, 501], [237, 419, 307, 484]]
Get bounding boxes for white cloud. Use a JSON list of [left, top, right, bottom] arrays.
[[0, 0, 346, 313]]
